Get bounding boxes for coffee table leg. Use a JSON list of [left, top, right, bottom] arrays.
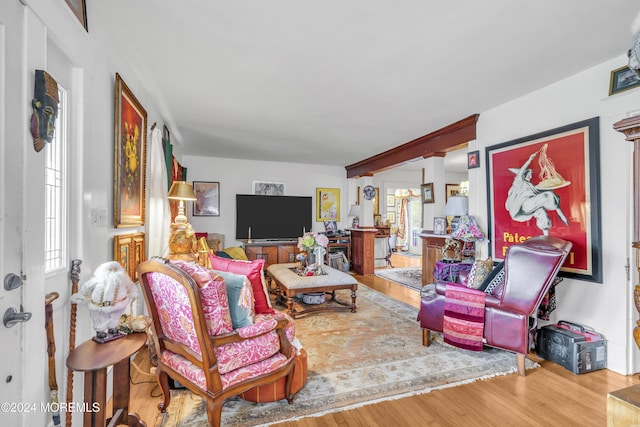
[[286, 296, 296, 317], [350, 289, 357, 313]]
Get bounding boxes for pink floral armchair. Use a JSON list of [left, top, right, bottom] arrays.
[[138, 258, 297, 427]]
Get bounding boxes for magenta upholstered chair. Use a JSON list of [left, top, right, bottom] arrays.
[[418, 236, 572, 376], [138, 258, 297, 427]]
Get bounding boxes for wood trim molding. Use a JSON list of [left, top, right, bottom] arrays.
[[344, 114, 480, 178]]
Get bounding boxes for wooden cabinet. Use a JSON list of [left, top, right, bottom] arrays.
[[244, 241, 299, 268], [420, 233, 447, 285], [350, 228, 377, 275], [327, 236, 351, 263]]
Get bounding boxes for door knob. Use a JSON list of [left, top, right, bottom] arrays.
[[3, 306, 32, 328]]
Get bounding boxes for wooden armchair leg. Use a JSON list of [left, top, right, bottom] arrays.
[[422, 329, 430, 347], [516, 353, 526, 376]]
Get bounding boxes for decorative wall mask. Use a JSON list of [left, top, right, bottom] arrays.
[[30, 70, 59, 152]]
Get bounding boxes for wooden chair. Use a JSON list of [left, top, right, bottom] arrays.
[[138, 258, 297, 426]]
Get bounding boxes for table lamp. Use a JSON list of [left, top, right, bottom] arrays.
[[167, 181, 198, 259], [442, 196, 468, 234], [451, 214, 485, 260], [348, 204, 360, 228]]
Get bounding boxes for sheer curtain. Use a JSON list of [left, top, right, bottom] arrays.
[[147, 127, 172, 257]]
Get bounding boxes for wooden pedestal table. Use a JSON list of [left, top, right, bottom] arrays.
[[66, 332, 147, 427], [267, 263, 358, 318]]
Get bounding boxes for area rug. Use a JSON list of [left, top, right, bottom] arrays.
[[374, 267, 422, 291], [395, 251, 421, 258], [154, 285, 537, 427]]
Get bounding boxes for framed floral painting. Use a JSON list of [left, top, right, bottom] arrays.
[[113, 73, 147, 228]]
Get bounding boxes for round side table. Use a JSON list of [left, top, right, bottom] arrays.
[[66, 332, 147, 427]]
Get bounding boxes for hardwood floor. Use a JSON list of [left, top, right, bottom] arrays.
[[128, 253, 639, 426]]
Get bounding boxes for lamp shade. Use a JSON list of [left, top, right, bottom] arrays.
[[348, 204, 359, 216], [167, 181, 197, 200], [443, 196, 469, 216], [451, 215, 485, 240]]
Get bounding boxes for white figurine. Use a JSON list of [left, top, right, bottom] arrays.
[[72, 261, 138, 340]]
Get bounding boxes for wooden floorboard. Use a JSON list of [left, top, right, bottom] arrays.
[[128, 253, 640, 426]]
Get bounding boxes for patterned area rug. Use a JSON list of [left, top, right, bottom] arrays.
[[154, 285, 537, 427], [375, 267, 423, 291]]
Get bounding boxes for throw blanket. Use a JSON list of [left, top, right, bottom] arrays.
[[443, 284, 486, 351]]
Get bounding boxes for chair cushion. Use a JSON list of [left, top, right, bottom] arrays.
[[169, 260, 234, 336], [215, 328, 281, 374], [466, 258, 493, 289], [161, 348, 292, 391], [211, 269, 255, 329], [209, 255, 275, 314]]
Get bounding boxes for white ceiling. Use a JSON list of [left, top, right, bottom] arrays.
[[94, 1, 639, 173]]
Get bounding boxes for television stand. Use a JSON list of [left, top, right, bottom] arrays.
[[243, 240, 300, 269]]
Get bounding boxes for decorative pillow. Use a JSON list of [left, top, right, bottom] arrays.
[[483, 264, 506, 295], [466, 258, 494, 289], [211, 269, 255, 329], [215, 250, 233, 259], [169, 260, 234, 336], [209, 255, 275, 314], [223, 246, 249, 260]]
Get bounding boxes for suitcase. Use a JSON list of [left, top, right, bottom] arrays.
[[536, 320, 606, 374]]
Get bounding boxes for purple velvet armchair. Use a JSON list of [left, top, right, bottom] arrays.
[[418, 235, 572, 376]]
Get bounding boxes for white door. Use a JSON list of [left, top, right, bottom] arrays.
[[1, 2, 49, 425]]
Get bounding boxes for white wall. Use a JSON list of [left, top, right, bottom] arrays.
[[183, 156, 349, 246], [471, 54, 640, 374]]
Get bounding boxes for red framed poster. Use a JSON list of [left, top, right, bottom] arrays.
[[485, 117, 602, 283]]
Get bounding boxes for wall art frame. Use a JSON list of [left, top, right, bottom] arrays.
[[64, 0, 88, 31], [252, 180, 286, 195], [421, 183, 434, 204], [485, 117, 602, 283], [609, 65, 640, 96], [113, 232, 146, 282], [316, 188, 340, 221], [113, 73, 147, 228], [193, 181, 220, 216], [445, 184, 461, 201], [467, 150, 480, 169]]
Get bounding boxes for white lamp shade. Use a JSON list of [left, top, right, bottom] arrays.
[[348, 204, 360, 216], [443, 196, 469, 216]]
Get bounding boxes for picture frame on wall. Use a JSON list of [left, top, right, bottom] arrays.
[[386, 195, 395, 206], [316, 188, 340, 221], [113, 73, 147, 228], [64, 0, 88, 31], [387, 211, 396, 224], [445, 184, 461, 201], [252, 180, 286, 195], [609, 65, 640, 95], [113, 232, 146, 282], [485, 117, 602, 283], [193, 181, 220, 216], [421, 183, 434, 204], [467, 150, 480, 169]]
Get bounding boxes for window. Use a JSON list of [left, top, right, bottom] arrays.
[[44, 85, 67, 272]]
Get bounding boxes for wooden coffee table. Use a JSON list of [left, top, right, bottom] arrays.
[[266, 263, 358, 318]]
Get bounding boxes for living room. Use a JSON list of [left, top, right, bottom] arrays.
[[3, 1, 640, 426]]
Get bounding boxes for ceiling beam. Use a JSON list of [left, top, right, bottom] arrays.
[[344, 114, 480, 179]]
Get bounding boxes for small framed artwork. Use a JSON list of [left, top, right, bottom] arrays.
[[374, 214, 382, 226], [421, 183, 434, 204], [113, 232, 145, 281], [64, 0, 88, 31], [253, 180, 286, 195], [316, 188, 340, 221], [193, 181, 220, 216], [609, 65, 640, 95], [433, 217, 447, 235], [387, 211, 396, 224], [386, 195, 395, 206], [113, 73, 147, 228], [323, 220, 338, 233], [467, 150, 480, 169], [445, 184, 461, 201]]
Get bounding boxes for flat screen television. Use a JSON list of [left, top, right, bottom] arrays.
[[235, 194, 312, 240]]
